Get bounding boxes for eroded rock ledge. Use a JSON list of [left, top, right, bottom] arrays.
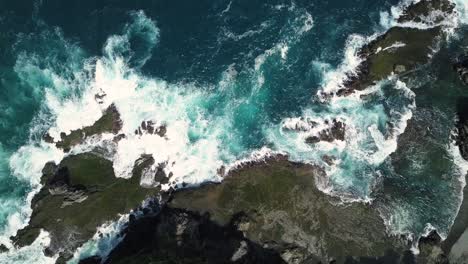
[[82, 160, 410, 264], [334, 0, 454, 96]]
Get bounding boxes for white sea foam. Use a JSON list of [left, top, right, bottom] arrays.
[[376, 41, 407, 53], [69, 214, 130, 264], [316, 33, 374, 97], [225, 147, 287, 173], [2, 0, 466, 261], [449, 134, 468, 226], [452, 0, 468, 25], [0, 230, 57, 264], [0, 143, 64, 248]]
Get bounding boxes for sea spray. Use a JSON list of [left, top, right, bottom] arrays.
[[0, 0, 466, 262]]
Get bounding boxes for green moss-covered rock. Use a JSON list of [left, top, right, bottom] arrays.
[[169, 159, 407, 263], [12, 152, 158, 262], [336, 0, 454, 96], [55, 104, 122, 151], [397, 0, 454, 24]]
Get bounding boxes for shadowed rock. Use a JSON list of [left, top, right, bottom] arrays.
[[454, 55, 468, 86], [168, 160, 407, 263]]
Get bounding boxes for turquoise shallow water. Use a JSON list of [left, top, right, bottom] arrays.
[[0, 0, 468, 262]]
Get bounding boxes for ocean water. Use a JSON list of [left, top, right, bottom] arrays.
[[0, 0, 468, 262]]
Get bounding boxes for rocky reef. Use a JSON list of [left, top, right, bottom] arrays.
[[453, 55, 468, 87], [335, 0, 454, 96], [50, 104, 123, 152], [12, 152, 159, 263], [10, 0, 468, 264]]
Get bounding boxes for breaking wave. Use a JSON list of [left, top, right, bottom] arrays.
[[0, 0, 467, 262]]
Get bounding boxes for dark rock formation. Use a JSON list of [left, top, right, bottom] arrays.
[[12, 153, 159, 263], [168, 160, 407, 263], [82, 159, 410, 264], [100, 207, 287, 264], [416, 230, 448, 264], [135, 120, 166, 137], [305, 119, 346, 144], [455, 98, 468, 161], [334, 0, 454, 96], [0, 244, 7, 253], [56, 104, 122, 152]]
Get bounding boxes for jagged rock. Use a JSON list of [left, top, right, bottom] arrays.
[[334, 0, 454, 96], [321, 155, 336, 166], [454, 55, 468, 86], [94, 207, 286, 264], [0, 244, 7, 253], [56, 104, 122, 152], [12, 153, 159, 262], [135, 120, 167, 137], [417, 231, 448, 264], [169, 160, 407, 263]]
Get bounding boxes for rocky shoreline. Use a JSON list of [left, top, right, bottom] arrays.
[[7, 0, 468, 263]]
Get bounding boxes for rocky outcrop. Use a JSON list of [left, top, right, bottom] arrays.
[[54, 104, 122, 152], [454, 55, 468, 87], [334, 0, 454, 96], [305, 119, 346, 144], [416, 230, 448, 264], [12, 153, 159, 263], [135, 120, 166, 137], [81, 159, 411, 264]]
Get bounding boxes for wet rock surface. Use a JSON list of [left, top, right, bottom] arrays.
[[168, 160, 408, 263], [135, 120, 167, 137], [12, 152, 159, 263], [334, 0, 454, 96], [305, 120, 346, 144], [15, 1, 466, 263], [83, 159, 412, 264], [55, 104, 122, 152]]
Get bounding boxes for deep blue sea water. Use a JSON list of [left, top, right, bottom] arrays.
[[0, 0, 468, 263]]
